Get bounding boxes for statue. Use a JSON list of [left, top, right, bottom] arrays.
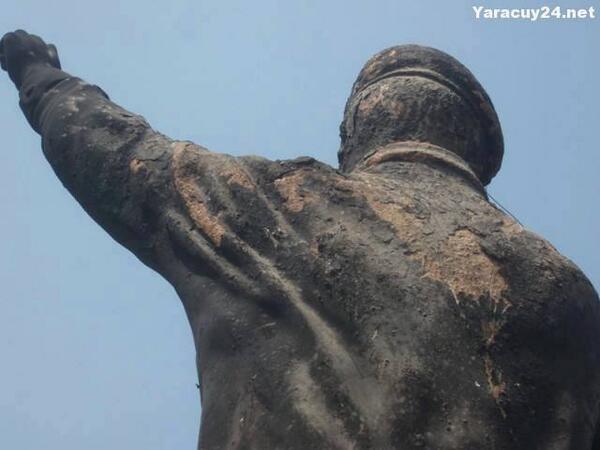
[[2, 30, 600, 449]]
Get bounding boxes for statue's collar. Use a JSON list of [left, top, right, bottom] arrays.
[[358, 141, 487, 199]]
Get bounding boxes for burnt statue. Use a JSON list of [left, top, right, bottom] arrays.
[[2, 30, 600, 449]]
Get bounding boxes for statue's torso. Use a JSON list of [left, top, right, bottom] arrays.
[[162, 145, 600, 450]]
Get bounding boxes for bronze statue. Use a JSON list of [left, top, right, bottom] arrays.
[[2, 29, 599, 449]]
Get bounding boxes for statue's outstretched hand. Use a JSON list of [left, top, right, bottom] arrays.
[[0, 29, 61, 89]]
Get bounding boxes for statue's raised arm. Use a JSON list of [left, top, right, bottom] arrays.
[[1, 30, 182, 268]]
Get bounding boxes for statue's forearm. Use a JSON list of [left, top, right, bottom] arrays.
[[20, 65, 175, 266]]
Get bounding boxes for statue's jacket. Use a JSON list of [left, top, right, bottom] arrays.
[[20, 67, 600, 449]]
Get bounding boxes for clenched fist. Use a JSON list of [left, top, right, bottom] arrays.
[[0, 29, 61, 89]]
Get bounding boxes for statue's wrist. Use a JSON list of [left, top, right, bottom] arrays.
[[18, 62, 51, 89]]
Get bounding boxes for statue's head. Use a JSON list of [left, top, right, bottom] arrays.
[[338, 45, 503, 186]]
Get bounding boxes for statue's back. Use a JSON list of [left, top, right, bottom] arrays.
[[173, 145, 600, 449]]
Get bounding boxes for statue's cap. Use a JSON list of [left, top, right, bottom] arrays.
[[349, 45, 503, 185]]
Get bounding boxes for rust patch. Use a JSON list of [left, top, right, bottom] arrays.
[[481, 318, 506, 348], [274, 171, 316, 213], [353, 173, 513, 419], [354, 174, 509, 307], [129, 158, 145, 175], [219, 164, 255, 191], [423, 229, 510, 306], [368, 197, 424, 244], [172, 143, 226, 246], [484, 355, 507, 418], [355, 175, 424, 244], [499, 217, 523, 237]]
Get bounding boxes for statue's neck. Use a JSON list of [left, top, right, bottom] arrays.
[[357, 141, 487, 198]]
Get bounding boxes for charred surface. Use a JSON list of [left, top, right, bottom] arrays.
[[3, 31, 600, 449]]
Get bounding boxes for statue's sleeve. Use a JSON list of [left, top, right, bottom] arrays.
[[163, 143, 303, 298], [18, 65, 296, 282], [18, 66, 181, 267]]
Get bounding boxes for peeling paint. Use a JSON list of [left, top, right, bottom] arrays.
[[219, 164, 255, 191], [129, 158, 145, 175], [172, 142, 226, 246], [423, 229, 509, 305], [484, 355, 507, 419], [274, 171, 316, 213]]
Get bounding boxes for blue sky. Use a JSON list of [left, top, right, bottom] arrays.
[[0, 1, 598, 448]]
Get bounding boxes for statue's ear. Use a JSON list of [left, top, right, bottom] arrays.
[[47, 43, 61, 70]]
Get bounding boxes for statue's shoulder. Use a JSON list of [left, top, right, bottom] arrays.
[[486, 217, 599, 314], [520, 228, 592, 286], [239, 154, 341, 184], [464, 204, 598, 314]]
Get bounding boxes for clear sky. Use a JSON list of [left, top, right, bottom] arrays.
[[0, 1, 597, 448]]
